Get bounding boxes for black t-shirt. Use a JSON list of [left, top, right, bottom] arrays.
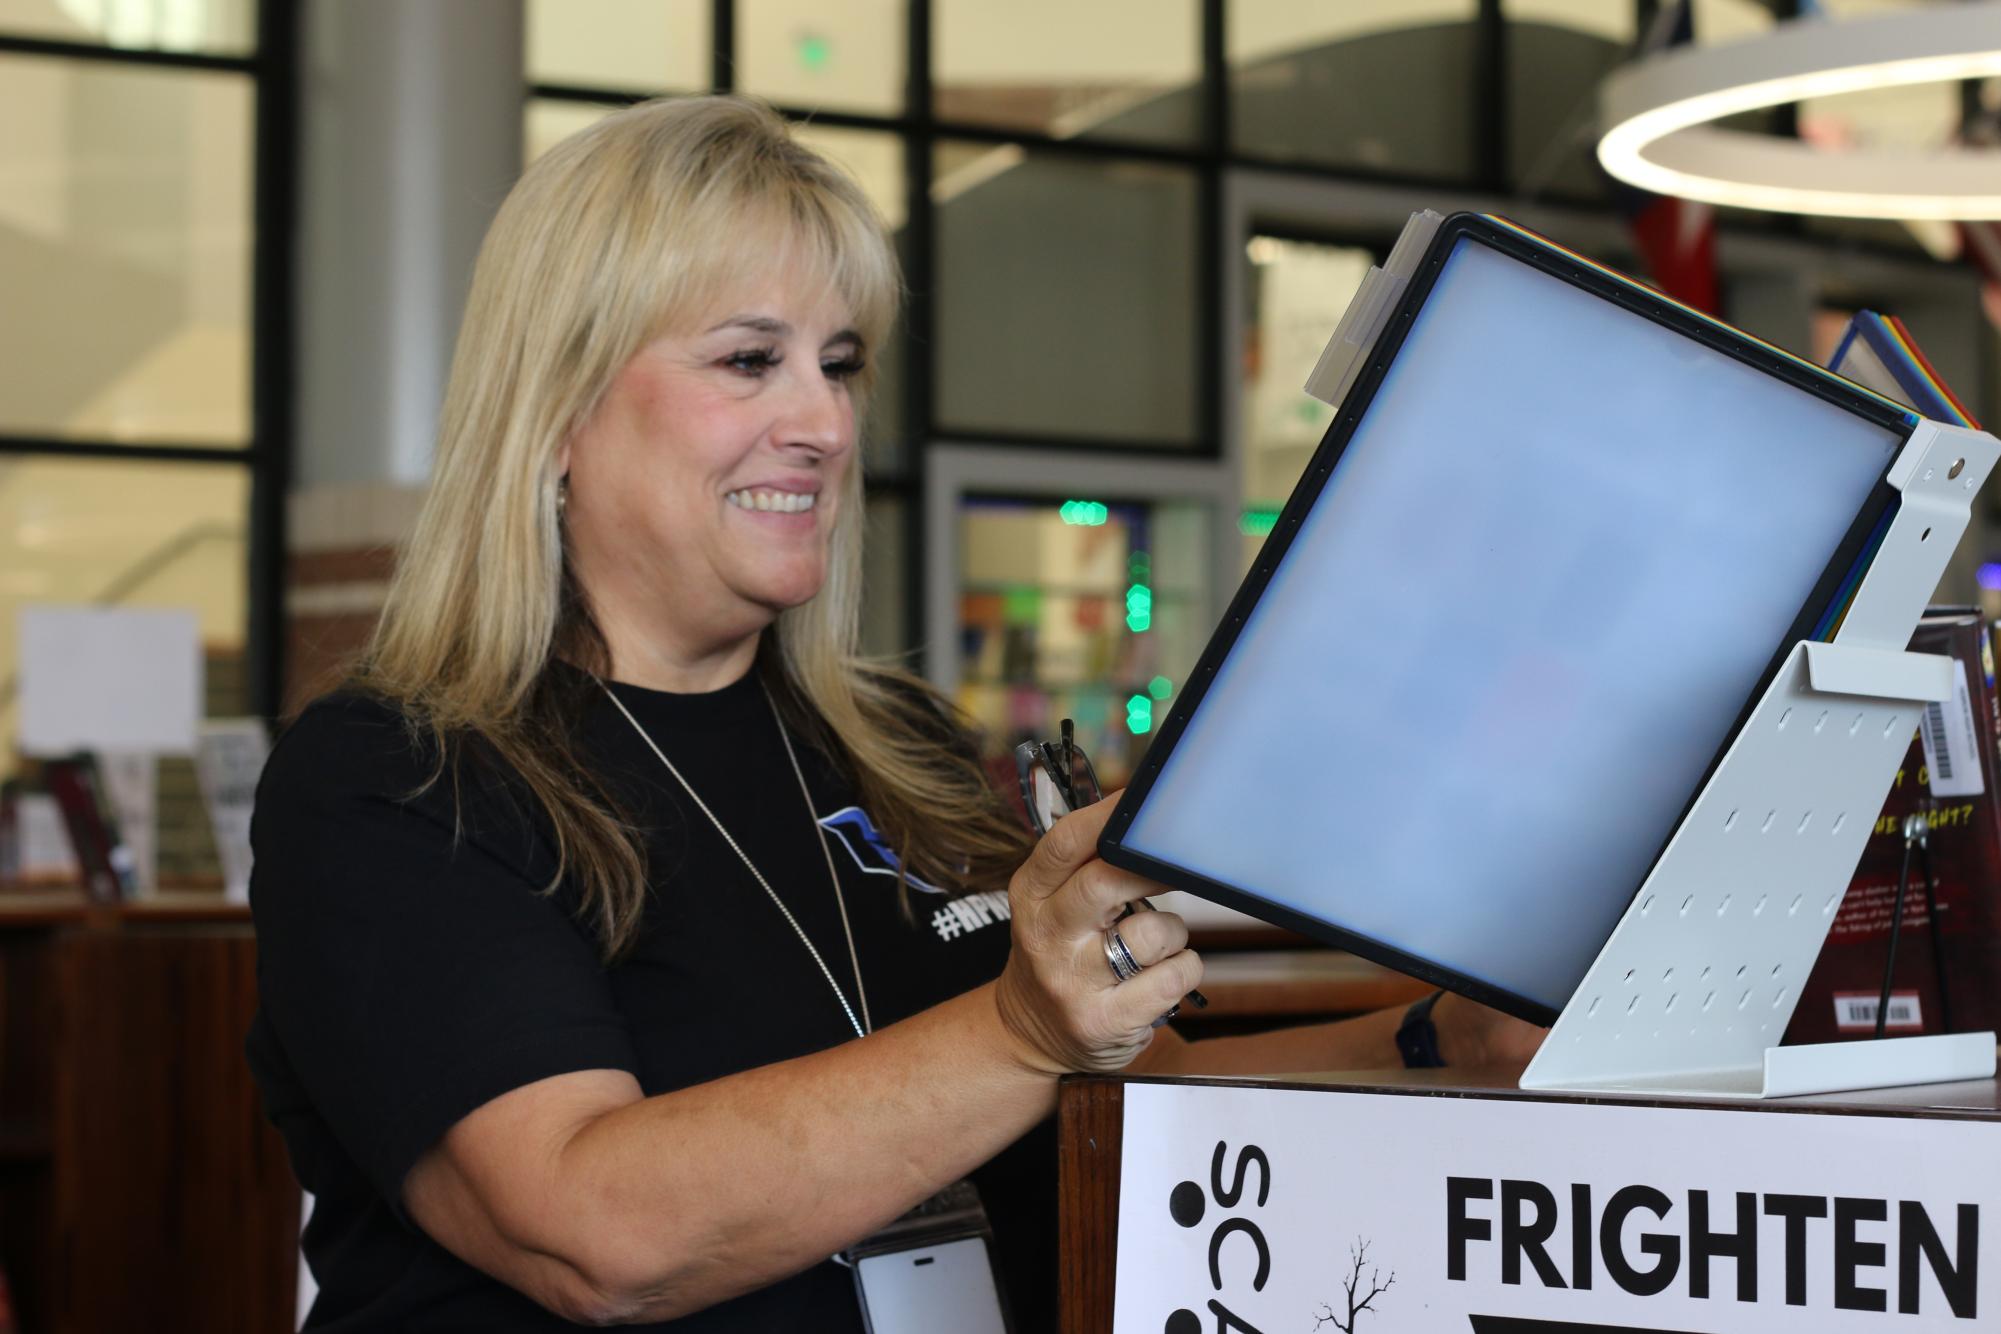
[[245, 669, 1054, 1331]]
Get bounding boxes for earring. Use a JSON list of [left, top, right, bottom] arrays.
[[556, 475, 569, 515]]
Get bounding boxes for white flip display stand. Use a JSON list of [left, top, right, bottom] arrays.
[[1311, 214, 2001, 1100], [1519, 416, 2001, 1098]]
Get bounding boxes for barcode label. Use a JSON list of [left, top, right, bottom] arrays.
[[1918, 659, 1985, 798], [1925, 701, 1952, 780], [1833, 991, 1924, 1032]]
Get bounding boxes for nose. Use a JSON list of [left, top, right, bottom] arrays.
[[774, 362, 853, 460]]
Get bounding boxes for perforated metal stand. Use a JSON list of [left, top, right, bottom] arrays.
[[1521, 419, 2001, 1099]]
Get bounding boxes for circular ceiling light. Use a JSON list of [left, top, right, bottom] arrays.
[[1598, 1, 2001, 220]]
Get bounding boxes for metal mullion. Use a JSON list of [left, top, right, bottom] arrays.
[[529, 82, 1223, 172], [1476, 0, 1508, 193], [246, 0, 298, 723], [902, 0, 935, 664], [1225, 148, 1523, 195], [1196, 0, 1226, 477], [924, 119, 1214, 167], [929, 428, 1215, 459], [1771, 0, 1802, 141], [712, 0, 734, 92], [0, 438, 253, 464], [529, 81, 694, 106], [1202, 0, 1226, 156], [0, 32, 254, 73]]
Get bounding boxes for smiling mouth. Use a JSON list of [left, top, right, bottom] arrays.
[[726, 489, 818, 514]]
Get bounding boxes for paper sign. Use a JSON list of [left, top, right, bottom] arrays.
[[18, 606, 201, 756], [15, 793, 78, 881], [195, 718, 268, 903], [1115, 1081, 1996, 1333]]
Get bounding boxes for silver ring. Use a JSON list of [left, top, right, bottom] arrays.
[[1103, 928, 1144, 983]]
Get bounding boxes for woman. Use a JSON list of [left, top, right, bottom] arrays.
[[246, 95, 1534, 1331]]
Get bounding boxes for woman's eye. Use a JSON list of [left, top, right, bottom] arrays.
[[722, 348, 778, 376], [822, 356, 866, 382]]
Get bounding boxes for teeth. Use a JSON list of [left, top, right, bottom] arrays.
[[727, 489, 817, 514]]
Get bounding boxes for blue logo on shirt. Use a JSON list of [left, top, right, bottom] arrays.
[[816, 806, 946, 895]]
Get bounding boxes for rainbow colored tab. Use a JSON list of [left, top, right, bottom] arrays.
[[1832, 310, 1981, 430]]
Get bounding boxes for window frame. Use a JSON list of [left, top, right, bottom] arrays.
[[0, 0, 298, 723]]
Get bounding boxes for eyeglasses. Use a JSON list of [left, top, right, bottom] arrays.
[[1014, 717, 1100, 837], [1014, 719, 1207, 1013]]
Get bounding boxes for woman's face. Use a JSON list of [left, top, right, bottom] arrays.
[[561, 270, 863, 658]]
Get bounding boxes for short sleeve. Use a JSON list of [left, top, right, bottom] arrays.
[[249, 696, 639, 1210]]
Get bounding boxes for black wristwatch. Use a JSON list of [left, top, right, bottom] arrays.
[[1396, 990, 1447, 1069]]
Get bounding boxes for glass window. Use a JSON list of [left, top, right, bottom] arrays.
[[1228, 0, 1478, 175], [0, 0, 254, 54], [739, 0, 904, 116], [0, 458, 249, 781], [526, 0, 708, 94], [1504, 0, 1636, 200], [1239, 235, 1374, 571], [795, 124, 907, 230], [1691, 0, 1773, 44], [0, 55, 253, 445], [955, 495, 1210, 786], [933, 144, 1200, 446], [933, 0, 1203, 147], [523, 97, 621, 164]]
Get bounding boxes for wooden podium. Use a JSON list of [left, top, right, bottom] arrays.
[[1059, 1068, 2001, 1334]]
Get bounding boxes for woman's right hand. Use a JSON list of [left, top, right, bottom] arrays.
[[992, 793, 1203, 1075]]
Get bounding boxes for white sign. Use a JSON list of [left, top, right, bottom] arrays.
[[195, 718, 269, 904], [18, 606, 201, 755], [1115, 1081, 1995, 1333]]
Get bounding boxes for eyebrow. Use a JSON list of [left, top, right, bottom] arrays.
[[704, 314, 865, 351]]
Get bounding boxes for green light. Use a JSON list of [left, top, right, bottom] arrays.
[[1148, 675, 1172, 700], [1127, 550, 1150, 577], [1060, 499, 1108, 526], [1239, 506, 1281, 538], [1125, 583, 1152, 633], [1002, 586, 1041, 625], [796, 32, 831, 71], [1126, 694, 1152, 734]]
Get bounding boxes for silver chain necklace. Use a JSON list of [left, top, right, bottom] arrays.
[[599, 679, 873, 1038]]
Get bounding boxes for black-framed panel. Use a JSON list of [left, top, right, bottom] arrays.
[[1098, 211, 1918, 1023]]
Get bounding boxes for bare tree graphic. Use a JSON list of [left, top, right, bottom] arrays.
[[1312, 1238, 1395, 1332]]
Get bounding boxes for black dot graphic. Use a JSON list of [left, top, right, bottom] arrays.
[[1164, 1309, 1201, 1334], [1168, 1180, 1205, 1228]]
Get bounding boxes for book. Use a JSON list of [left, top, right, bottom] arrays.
[[1786, 610, 2001, 1042], [1828, 309, 1982, 429], [41, 755, 137, 904]]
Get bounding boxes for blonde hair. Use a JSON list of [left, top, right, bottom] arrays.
[[356, 96, 1028, 957]]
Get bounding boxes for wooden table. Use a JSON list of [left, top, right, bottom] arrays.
[[0, 888, 297, 1333]]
